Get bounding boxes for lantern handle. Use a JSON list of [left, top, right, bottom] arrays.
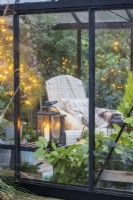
[[44, 101, 58, 107]]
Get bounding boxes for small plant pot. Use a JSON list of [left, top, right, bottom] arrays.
[[4, 125, 22, 141], [4, 125, 14, 139]]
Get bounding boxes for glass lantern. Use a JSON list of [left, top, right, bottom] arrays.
[[37, 101, 65, 146]]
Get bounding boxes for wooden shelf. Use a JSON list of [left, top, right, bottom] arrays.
[[99, 170, 133, 183]]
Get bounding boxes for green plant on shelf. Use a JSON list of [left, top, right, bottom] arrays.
[[0, 117, 6, 139], [118, 71, 133, 117], [20, 161, 39, 174], [22, 122, 36, 142], [34, 115, 133, 186], [95, 122, 133, 171], [34, 137, 88, 185]]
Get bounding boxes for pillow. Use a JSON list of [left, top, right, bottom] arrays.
[[58, 109, 84, 130], [61, 98, 89, 123]]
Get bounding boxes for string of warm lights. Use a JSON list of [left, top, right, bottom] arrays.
[[60, 57, 77, 75], [0, 17, 43, 109], [97, 39, 129, 90], [99, 65, 129, 89], [114, 40, 119, 51]]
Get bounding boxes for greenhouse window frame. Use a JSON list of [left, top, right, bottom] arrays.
[[1, 0, 133, 199]]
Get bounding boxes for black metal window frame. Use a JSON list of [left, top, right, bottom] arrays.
[[1, 0, 133, 199]]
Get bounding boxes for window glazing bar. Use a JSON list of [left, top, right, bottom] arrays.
[[13, 13, 20, 181], [89, 8, 95, 192]]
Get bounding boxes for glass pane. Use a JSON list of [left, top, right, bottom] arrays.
[[19, 11, 89, 186], [0, 149, 14, 167], [95, 10, 129, 22], [0, 147, 15, 198], [0, 15, 15, 176], [95, 9, 133, 191]]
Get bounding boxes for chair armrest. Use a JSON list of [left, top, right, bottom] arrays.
[[110, 115, 123, 127]]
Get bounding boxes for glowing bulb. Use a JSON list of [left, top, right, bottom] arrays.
[[25, 101, 30, 105], [114, 47, 118, 51], [0, 19, 4, 23], [114, 41, 119, 46], [112, 83, 116, 87]]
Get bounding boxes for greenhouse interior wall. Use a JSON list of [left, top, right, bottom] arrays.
[[0, 0, 133, 200]]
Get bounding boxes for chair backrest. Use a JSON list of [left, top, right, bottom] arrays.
[[45, 75, 86, 109]]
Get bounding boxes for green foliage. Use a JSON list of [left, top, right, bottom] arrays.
[[120, 147, 133, 170], [22, 123, 36, 142], [118, 71, 133, 116], [20, 15, 78, 80], [0, 86, 13, 119], [124, 116, 133, 127], [0, 86, 13, 138], [95, 124, 133, 171], [34, 137, 88, 185], [94, 132, 119, 169], [35, 115, 133, 185], [0, 17, 44, 130], [20, 162, 39, 174], [95, 29, 130, 108], [109, 122, 133, 170], [0, 86, 7, 111], [0, 117, 6, 138]]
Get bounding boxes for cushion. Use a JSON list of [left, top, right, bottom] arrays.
[[65, 130, 83, 145], [61, 98, 89, 123], [58, 109, 84, 130]]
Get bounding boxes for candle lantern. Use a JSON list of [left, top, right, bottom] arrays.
[[37, 101, 65, 146]]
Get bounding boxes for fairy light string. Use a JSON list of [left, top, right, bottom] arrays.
[[0, 3, 43, 111]]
